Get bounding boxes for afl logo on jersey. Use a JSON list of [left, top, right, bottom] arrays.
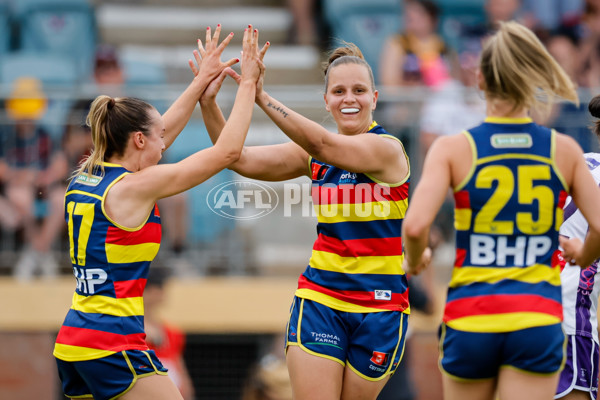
[[207, 180, 279, 220]]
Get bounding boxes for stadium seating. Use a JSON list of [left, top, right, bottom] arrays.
[[0, 51, 77, 139], [322, 0, 403, 83], [123, 59, 168, 87], [0, 2, 10, 55], [12, 0, 97, 81], [436, 0, 486, 48]]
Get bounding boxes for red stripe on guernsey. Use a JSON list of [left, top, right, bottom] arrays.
[[56, 325, 148, 351], [557, 190, 568, 209], [553, 250, 567, 272], [298, 275, 409, 311], [105, 222, 161, 246], [455, 248, 467, 267], [154, 204, 160, 217], [454, 190, 470, 208], [312, 182, 408, 205], [113, 278, 147, 298], [313, 234, 403, 257], [443, 294, 563, 322]]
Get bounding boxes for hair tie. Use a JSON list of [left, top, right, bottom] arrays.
[[107, 97, 116, 110]]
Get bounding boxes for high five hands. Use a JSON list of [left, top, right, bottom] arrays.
[[189, 24, 270, 102]]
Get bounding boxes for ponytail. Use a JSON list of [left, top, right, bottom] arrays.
[[76, 95, 155, 177], [589, 94, 600, 139], [480, 21, 578, 115]]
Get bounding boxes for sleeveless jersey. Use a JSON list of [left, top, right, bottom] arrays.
[[560, 153, 600, 342], [54, 162, 161, 361], [295, 122, 410, 313], [447, 117, 567, 333]]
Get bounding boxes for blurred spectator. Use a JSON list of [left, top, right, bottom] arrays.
[[93, 44, 126, 95], [287, 0, 317, 46], [379, 0, 457, 89], [521, 0, 584, 32], [378, 0, 459, 137], [59, 100, 94, 177], [418, 63, 485, 161], [1, 77, 67, 280], [577, 0, 600, 89], [144, 266, 195, 400], [457, 0, 523, 64], [534, 33, 595, 152]]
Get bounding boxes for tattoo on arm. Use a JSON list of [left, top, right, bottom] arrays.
[[267, 102, 289, 118]]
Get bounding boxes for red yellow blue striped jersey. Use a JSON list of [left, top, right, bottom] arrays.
[[295, 122, 410, 313], [54, 162, 161, 361], [447, 117, 567, 333]]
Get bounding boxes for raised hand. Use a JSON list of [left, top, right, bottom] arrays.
[[255, 36, 270, 99], [189, 24, 238, 84], [239, 25, 267, 84], [199, 67, 238, 104]]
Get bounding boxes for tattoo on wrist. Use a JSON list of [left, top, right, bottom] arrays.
[[267, 102, 289, 118]]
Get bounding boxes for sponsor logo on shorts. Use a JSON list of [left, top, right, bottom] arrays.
[[370, 351, 389, 367], [310, 332, 341, 346], [374, 290, 391, 301]]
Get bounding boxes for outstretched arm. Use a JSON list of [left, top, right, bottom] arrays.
[[254, 90, 407, 182], [162, 25, 238, 149], [403, 136, 454, 275], [190, 38, 310, 181], [107, 26, 265, 228]]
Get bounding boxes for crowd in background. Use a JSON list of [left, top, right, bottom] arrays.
[[1, 0, 599, 284], [2, 2, 599, 400]]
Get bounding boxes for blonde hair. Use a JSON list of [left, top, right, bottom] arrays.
[[480, 21, 578, 114], [322, 42, 375, 91], [76, 95, 154, 177]]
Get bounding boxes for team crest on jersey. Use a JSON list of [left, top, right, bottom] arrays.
[[370, 351, 389, 366], [490, 133, 532, 148], [311, 163, 330, 181], [374, 290, 391, 300]]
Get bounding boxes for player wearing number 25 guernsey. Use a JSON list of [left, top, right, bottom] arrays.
[[403, 21, 600, 400], [448, 117, 566, 333]]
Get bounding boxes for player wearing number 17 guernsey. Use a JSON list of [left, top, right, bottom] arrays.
[[53, 25, 265, 400], [54, 162, 161, 362]]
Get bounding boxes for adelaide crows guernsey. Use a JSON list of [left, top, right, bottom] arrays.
[[295, 122, 410, 313], [54, 162, 161, 361], [447, 117, 567, 333]]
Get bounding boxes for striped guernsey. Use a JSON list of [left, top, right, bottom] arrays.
[[54, 162, 161, 361], [295, 122, 410, 314], [447, 117, 567, 333]]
